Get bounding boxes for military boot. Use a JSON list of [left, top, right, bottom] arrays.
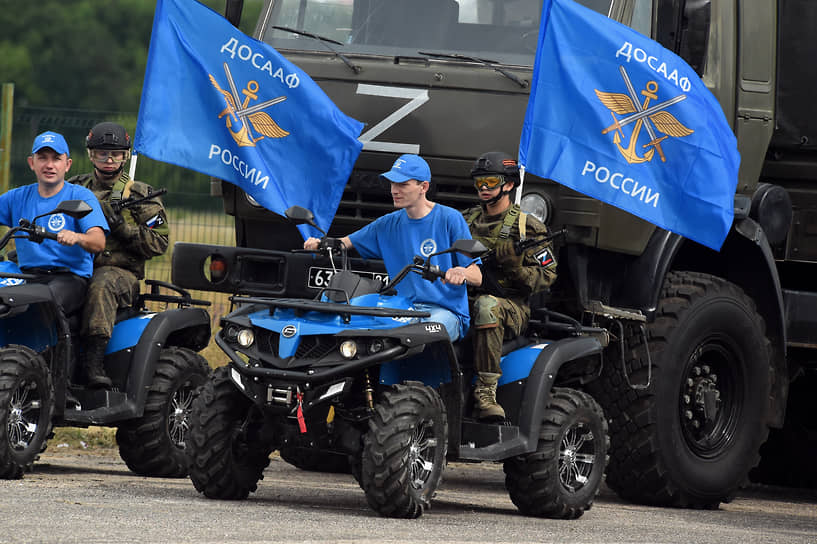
[[83, 335, 112, 389], [473, 372, 506, 420]]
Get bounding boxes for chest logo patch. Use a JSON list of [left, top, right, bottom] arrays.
[[48, 213, 66, 232], [420, 238, 437, 257]]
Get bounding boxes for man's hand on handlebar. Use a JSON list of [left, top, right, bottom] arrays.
[[443, 263, 482, 287], [444, 266, 468, 286], [56, 229, 82, 246], [303, 237, 321, 251], [303, 236, 352, 253]]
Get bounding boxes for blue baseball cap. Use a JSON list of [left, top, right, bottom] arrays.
[[31, 131, 70, 157], [381, 154, 431, 183]]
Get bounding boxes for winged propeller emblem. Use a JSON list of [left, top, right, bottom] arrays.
[[596, 66, 693, 164], [209, 62, 289, 147]]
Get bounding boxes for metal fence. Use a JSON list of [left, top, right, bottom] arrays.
[[141, 194, 235, 348]]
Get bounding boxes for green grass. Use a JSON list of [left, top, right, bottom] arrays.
[[51, 426, 118, 451]]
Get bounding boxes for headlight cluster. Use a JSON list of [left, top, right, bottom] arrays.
[[223, 324, 255, 348], [338, 338, 390, 360]]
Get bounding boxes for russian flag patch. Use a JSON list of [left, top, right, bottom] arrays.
[[535, 247, 555, 268]]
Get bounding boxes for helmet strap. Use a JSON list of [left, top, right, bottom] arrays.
[[94, 162, 125, 181], [480, 185, 514, 208]]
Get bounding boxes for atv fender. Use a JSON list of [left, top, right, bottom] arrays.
[[463, 336, 603, 460], [121, 307, 210, 412]]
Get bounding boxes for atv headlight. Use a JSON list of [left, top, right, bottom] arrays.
[[339, 340, 358, 359], [368, 339, 385, 354], [236, 328, 255, 348]]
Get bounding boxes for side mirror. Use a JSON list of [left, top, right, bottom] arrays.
[[450, 239, 488, 258], [285, 205, 326, 236], [35, 200, 93, 222], [427, 239, 489, 261]]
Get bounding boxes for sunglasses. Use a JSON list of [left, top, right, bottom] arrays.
[[473, 175, 505, 191], [89, 149, 129, 163]]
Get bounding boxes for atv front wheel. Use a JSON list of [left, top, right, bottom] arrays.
[[504, 388, 608, 518], [187, 366, 272, 499], [116, 347, 211, 477], [0, 345, 54, 479], [361, 383, 447, 518]]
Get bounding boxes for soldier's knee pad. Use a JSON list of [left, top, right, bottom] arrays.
[[473, 295, 500, 329]]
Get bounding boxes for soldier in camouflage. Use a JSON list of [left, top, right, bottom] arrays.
[[68, 122, 169, 388], [463, 151, 557, 420]]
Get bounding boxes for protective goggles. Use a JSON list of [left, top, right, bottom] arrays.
[[89, 149, 130, 163], [473, 175, 505, 191]]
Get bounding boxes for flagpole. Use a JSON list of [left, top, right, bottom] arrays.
[[516, 165, 525, 206], [128, 152, 138, 180]]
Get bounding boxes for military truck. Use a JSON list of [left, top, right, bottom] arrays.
[[179, 0, 815, 508]]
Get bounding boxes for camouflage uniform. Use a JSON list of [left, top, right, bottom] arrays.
[[464, 204, 557, 375], [70, 171, 170, 338]]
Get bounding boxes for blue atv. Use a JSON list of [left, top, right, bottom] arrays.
[[0, 200, 212, 479], [184, 206, 609, 519]]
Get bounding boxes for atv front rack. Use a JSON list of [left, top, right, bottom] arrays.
[[230, 296, 431, 323]]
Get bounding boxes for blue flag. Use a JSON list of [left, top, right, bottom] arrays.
[[519, 0, 740, 251], [134, 0, 363, 237]]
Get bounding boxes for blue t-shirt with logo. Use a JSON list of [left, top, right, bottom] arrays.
[[349, 203, 474, 335], [0, 182, 108, 278]]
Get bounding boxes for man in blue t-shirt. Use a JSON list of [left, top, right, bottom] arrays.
[[0, 131, 108, 321], [304, 154, 482, 341]]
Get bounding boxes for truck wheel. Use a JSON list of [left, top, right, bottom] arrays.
[[0, 345, 54, 479], [361, 383, 447, 518], [504, 388, 608, 519], [279, 446, 351, 474], [187, 366, 272, 499], [116, 347, 211, 477], [595, 271, 772, 507]]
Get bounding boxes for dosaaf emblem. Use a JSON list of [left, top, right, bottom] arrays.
[[209, 62, 290, 147], [595, 66, 694, 164]]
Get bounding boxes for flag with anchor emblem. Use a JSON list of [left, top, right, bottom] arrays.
[[134, 0, 363, 236], [519, 0, 740, 251]]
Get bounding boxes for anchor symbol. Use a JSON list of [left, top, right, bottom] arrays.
[[596, 66, 694, 165], [209, 63, 290, 147]]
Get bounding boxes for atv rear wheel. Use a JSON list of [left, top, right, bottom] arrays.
[[361, 383, 447, 519], [0, 345, 54, 479], [116, 347, 211, 477], [187, 366, 272, 499], [504, 388, 608, 518], [592, 271, 772, 507]]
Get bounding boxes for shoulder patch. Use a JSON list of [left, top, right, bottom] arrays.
[[534, 247, 556, 268]]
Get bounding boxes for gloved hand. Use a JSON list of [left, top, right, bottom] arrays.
[[100, 200, 124, 231], [494, 239, 523, 268]]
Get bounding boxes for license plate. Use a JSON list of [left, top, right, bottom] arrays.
[[307, 267, 389, 289]]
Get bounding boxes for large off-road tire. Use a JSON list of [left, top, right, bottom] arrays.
[[504, 388, 608, 519], [361, 383, 447, 518], [279, 445, 352, 474], [591, 271, 772, 508], [116, 347, 211, 477], [0, 345, 54, 479], [187, 366, 272, 499]]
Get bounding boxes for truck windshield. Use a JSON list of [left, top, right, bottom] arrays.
[[261, 0, 614, 67]]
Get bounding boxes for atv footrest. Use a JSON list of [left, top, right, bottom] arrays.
[[64, 389, 136, 425], [459, 420, 519, 451]]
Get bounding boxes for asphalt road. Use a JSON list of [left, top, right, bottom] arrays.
[[1, 449, 815, 544]]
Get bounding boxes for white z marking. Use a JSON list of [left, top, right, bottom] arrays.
[[356, 84, 429, 154]]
